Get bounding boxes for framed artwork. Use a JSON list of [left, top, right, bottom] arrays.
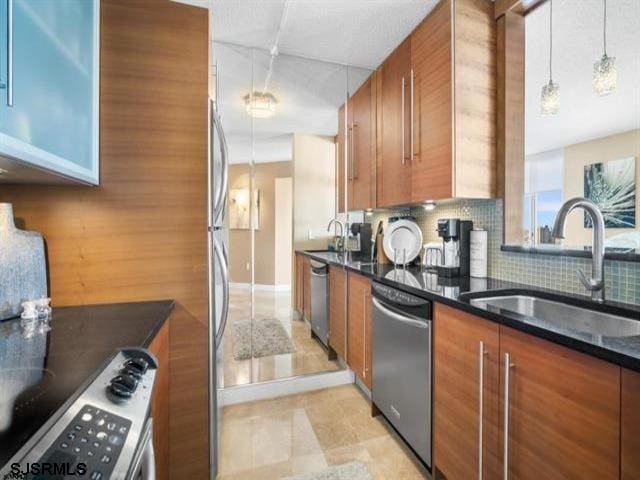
[[229, 189, 260, 230], [584, 157, 636, 228]]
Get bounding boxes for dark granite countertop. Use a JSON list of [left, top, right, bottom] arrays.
[[299, 250, 640, 372], [0, 299, 174, 467]]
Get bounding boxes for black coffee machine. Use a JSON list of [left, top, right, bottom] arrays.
[[349, 223, 373, 262], [436, 219, 473, 277]]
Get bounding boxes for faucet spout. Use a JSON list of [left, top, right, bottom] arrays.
[[552, 197, 606, 302]]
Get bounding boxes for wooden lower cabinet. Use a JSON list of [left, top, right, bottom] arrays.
[[435, 303, 622, 480], [148, 319, 170, 480], [347, 272, 372, 389], [434, 304, 500, 480], [302, 257, 311, 321], [329, 266, 347, 359], [295, 253, 305, 313], [501, 326, 620, 480], [622, 368, 640, 480]]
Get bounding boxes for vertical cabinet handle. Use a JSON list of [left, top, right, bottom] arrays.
[[503, 353, 514, 480], [410, 69, 415, 162], [478, 342, 487, 480], [401, 76, 406, 165], [352, 123, 358, 180], [5, 0, 13, 106]]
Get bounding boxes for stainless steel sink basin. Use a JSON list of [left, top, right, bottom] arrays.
[[470, 295, 640, 339]]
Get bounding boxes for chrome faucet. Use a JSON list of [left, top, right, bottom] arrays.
[[327, 219, 345, 252], [551, 197, 605, 302]]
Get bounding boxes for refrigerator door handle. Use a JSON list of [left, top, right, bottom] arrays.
[[211, 101, 229, 225], [214, 235, 230, 350]]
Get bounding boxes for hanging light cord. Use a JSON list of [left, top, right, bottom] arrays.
[[603, 0, 608, 55], [549, 0, 553, 81]]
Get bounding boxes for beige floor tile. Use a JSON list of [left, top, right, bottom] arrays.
[[220, 385, 431, 480]]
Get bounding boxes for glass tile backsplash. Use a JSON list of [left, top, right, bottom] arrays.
[[369, 199, 640, 305]]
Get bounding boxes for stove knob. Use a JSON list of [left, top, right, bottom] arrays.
[[107, 373, 138, 399], [124, 357, 149, 376]]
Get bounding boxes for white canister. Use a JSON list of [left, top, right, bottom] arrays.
[[470, 229, 488, 278]]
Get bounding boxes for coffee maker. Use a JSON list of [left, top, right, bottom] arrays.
[[349, 223, 373, 262], [436, 219, 473, 277]]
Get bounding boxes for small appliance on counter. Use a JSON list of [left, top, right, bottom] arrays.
[[348, 223, 373, 262], [436, 218, 473, 277]]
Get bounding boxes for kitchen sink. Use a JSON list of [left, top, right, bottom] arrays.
[[470, 294, 640, 339]]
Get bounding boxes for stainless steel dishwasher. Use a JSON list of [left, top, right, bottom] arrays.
[[310, 260, 329, 347], [371, 281, 432, 467]]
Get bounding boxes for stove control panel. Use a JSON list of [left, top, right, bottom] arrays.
[[5, 348, 158, 480], [29, 405, 132, 480]]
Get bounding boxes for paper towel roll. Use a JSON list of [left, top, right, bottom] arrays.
[[470, 229, 488, 278]]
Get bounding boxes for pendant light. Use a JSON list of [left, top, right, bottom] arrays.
[[593, 0, 617, 96], [541, 0, 559, 115]]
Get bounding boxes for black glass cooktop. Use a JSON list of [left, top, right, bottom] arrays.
[[0, 301, 172, 468]]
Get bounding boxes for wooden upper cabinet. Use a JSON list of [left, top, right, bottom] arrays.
[[347, 272, 372, 388], [349, 76, 375, 211], [500, 327, 620, 480], [329, 266, 347, 360], [622, 368, 640, 480], [337, 104, 347, 213], [434, 304, 500, 480], [410, 0, 496, 202], [377, 37, 412, 208]]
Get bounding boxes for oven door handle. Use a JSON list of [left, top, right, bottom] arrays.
[[371, 297, 429, 329], [128, 418, 156, 480]]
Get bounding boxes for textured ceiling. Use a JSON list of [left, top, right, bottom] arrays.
[[207, 0, 437, 163], [525, 0, 640, 155]]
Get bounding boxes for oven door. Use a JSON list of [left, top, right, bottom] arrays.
[[127, 418, 156, 480]]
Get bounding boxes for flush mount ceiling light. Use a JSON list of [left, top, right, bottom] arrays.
[[541, 0, 559, 115], [243, 91, 278, 118], [593, 0, 617, 96]]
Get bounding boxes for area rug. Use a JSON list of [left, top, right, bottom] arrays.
[[284, 462, 372, 480], [232, 318, 295, 360]]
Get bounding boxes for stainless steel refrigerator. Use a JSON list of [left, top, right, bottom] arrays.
[[208, 93, 229, 479]]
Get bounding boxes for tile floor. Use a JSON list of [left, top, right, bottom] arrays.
[[223, 288, 341, 387], [219, 385, 431, 480]]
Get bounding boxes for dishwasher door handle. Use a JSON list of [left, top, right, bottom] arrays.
[[372, 297, 429, 329]]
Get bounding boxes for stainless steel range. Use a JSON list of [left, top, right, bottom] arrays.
[[1, 347, 158, 480]]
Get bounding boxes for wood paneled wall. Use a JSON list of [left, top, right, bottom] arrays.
[[0, 0, 210, 477]]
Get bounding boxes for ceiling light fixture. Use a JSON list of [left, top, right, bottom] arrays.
[[541, 0, 559, 115], [243, 91, 278, 118], [593, 0, 617, 96]]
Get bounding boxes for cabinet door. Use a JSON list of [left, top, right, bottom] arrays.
[[377, 37, 411, 207], [347, 272, 370, 385], [410, 0, 453, 202], [622, 368, 640, 480], [303, 257, 311, 321], [0, 0, 99, 184], [434, 304, 500, 480], [329, 266, 347, 359], [363, 285, 372, 390], [349, 75, 374, 211], [500, 327, 620, 480], [337, 104, 347, 213], [295, 254, 304, 312]]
